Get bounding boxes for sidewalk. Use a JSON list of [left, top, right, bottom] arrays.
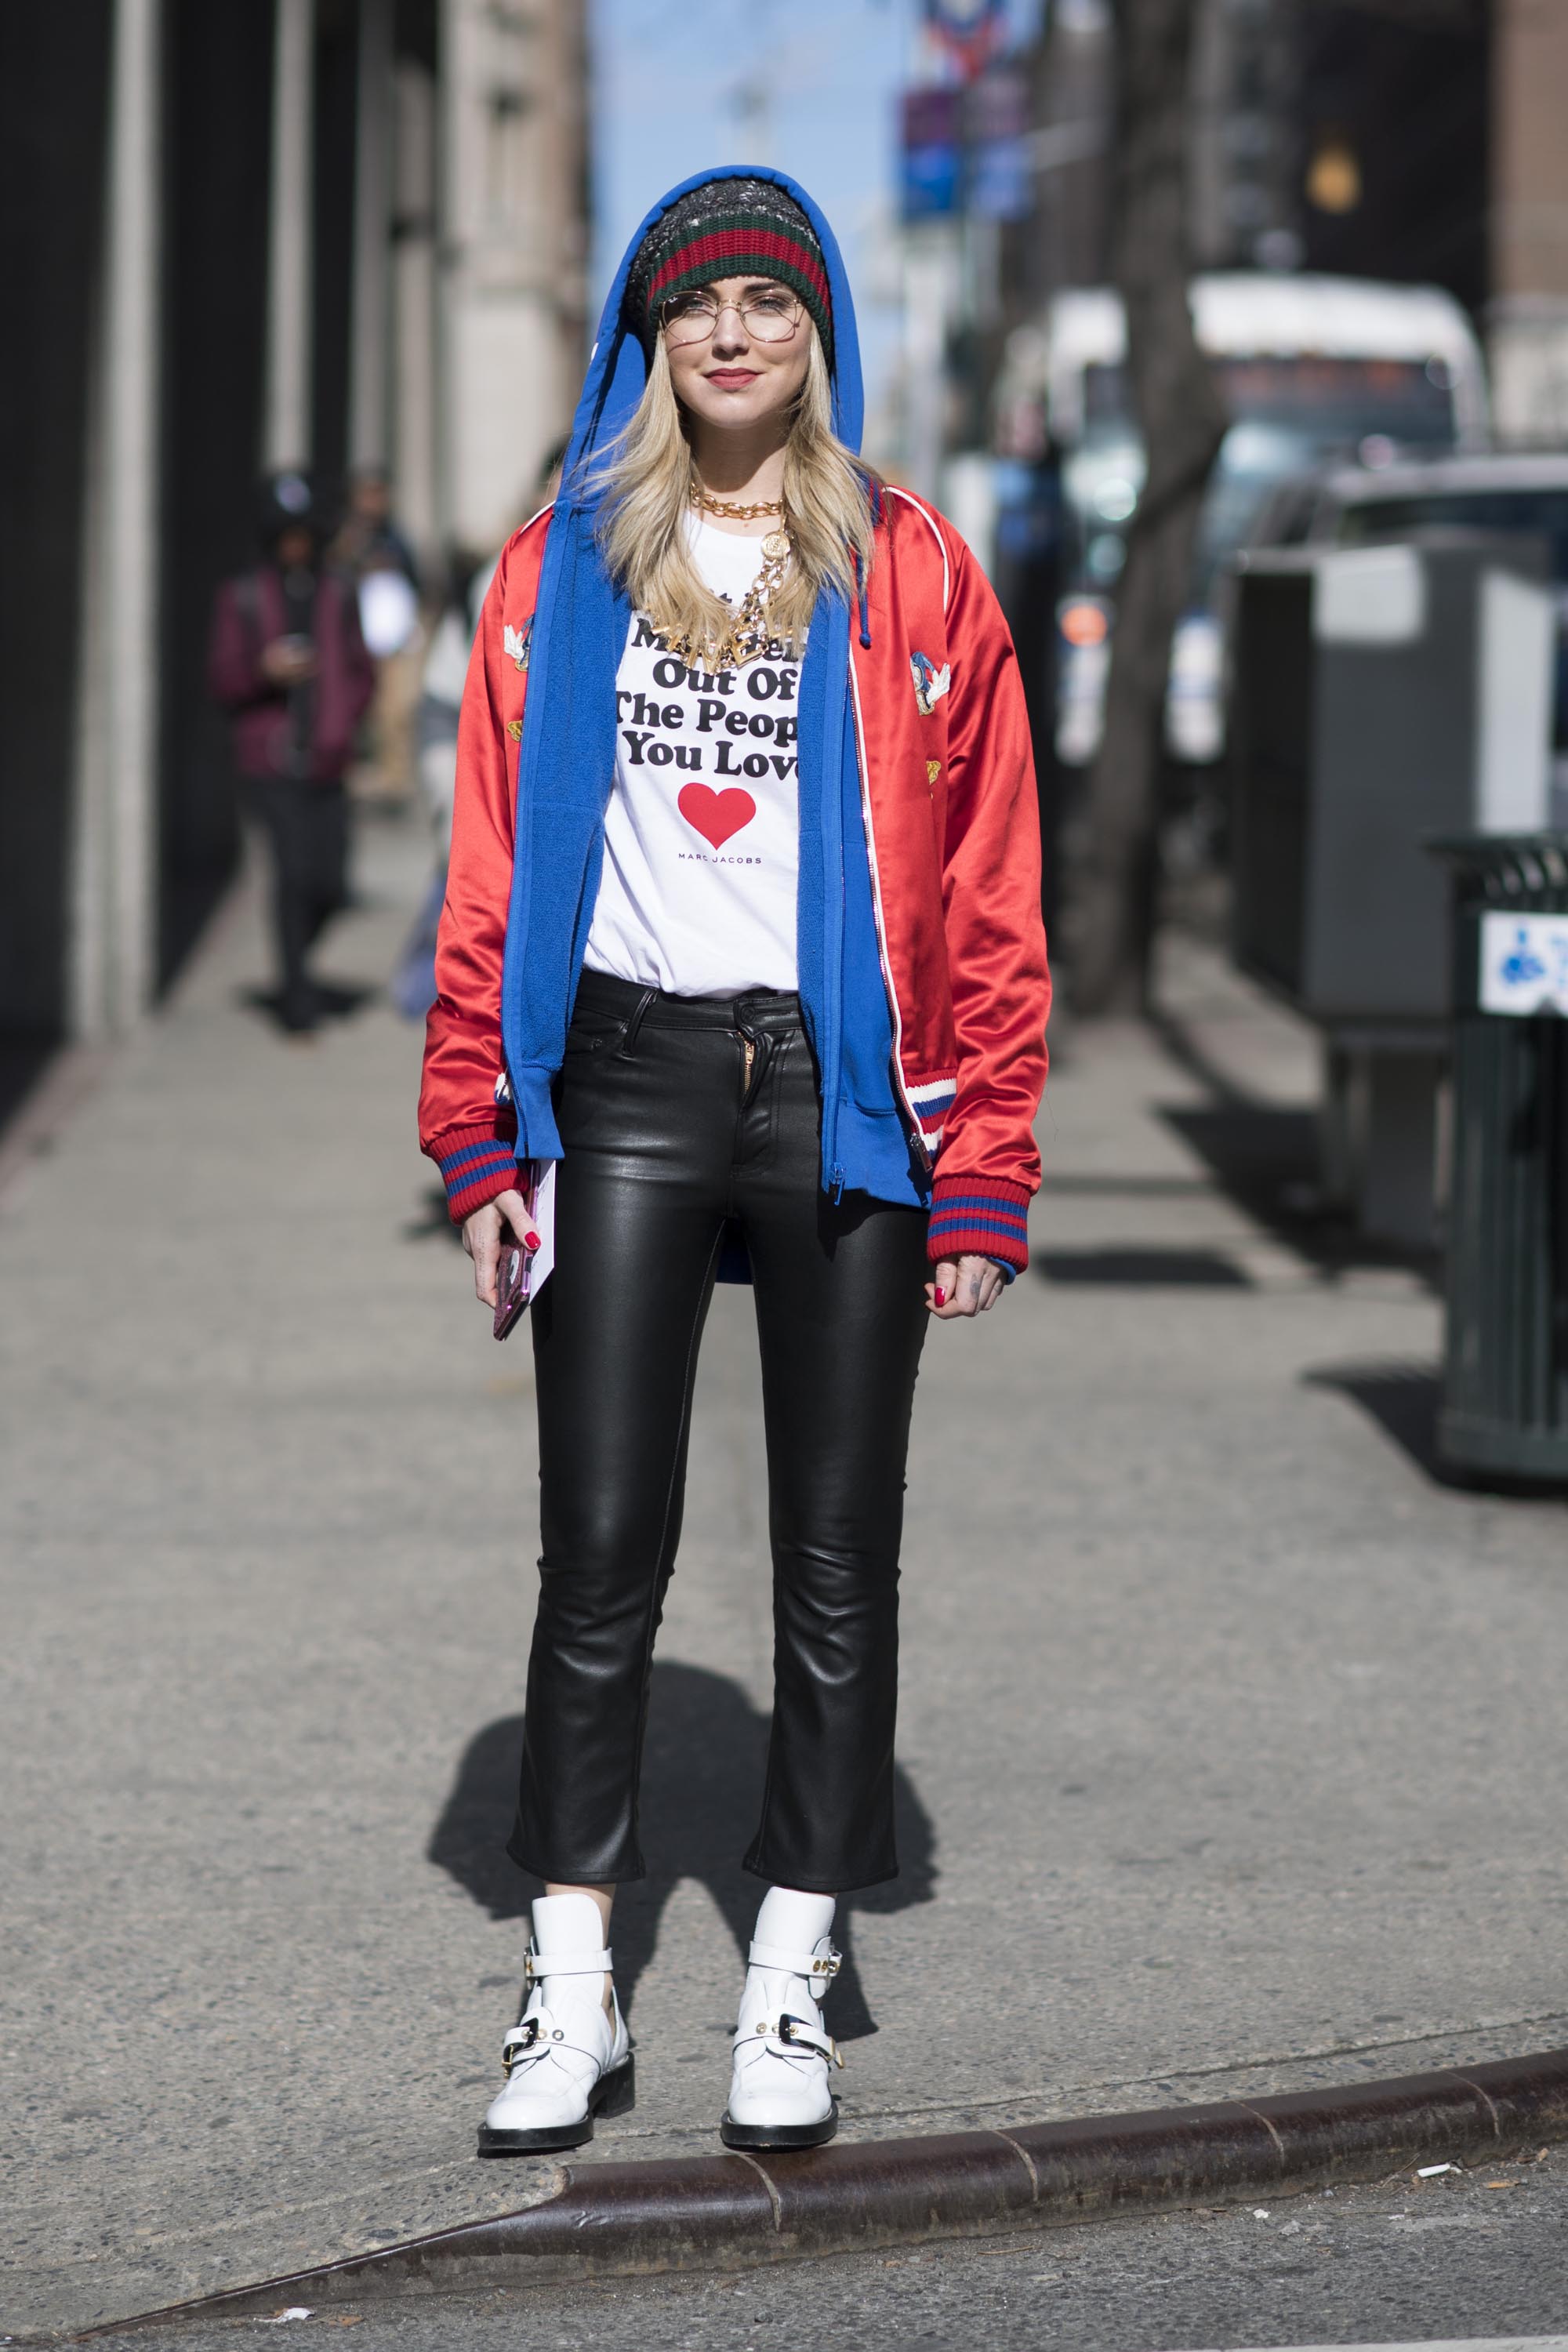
[[3, 814, 1566, 2339]]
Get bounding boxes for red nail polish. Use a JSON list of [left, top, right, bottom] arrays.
[[934, 1287, 947, 1306], [524, 1230, 543, 1250]]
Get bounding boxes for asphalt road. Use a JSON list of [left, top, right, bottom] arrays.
[[60, 2152, 1568, 2350], [3, 811, 1566, 2337]]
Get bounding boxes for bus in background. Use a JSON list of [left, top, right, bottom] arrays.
[[993, 274, 1488, 771]]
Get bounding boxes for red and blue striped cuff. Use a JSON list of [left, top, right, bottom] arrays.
[[431, 1126, 521, 1221], [927, 1175, 1032, 1276]]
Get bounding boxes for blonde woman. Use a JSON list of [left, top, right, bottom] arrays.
[[419, 173, 1051, 2154]]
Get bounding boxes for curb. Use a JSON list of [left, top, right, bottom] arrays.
[[86, 2045, 1568, 2334]]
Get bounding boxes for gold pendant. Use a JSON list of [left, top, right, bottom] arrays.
[[761, 531, 790, 562]]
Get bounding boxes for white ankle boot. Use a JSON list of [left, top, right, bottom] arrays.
[[720, 1887, 843, 2150], [477, 1893, 633, 2156]]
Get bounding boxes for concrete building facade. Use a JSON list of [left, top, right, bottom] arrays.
[[0, 0, 586, 1105]]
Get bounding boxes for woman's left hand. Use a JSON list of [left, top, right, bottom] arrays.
[[925, 1254, 1007, 1318]]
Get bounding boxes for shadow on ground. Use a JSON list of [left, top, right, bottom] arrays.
[[1304, 1359, 1445, 1481], [1149, 1007, 1439, 1287], [1306, 1358, 1568, 1502], [404, 1182, 469, 1243], [427, 1660, 936, 2042], [0, 1040, 54, 1138], [237, 980, 382, 1032], [1036, 1247, 1253, 1287]]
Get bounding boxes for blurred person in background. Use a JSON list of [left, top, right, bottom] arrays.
[[209, 474, 376, 1033], [332, 463, 420, 590], [419, 173, 1049, 2158], [332, 464, 424, 805]]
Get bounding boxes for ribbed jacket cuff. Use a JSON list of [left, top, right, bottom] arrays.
[[431, 1127, 521, 1222], [927, 1175, 1031, 1275]]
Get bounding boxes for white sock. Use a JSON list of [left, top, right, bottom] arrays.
[[753, 1885, 836, 1955]]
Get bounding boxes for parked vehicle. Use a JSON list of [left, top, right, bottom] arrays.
[[993, 274, 1487, 768]]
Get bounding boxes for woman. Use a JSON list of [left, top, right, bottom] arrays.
[[419, 172, 1050, 2156]]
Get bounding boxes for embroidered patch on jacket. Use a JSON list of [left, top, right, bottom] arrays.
[[926, 758, 942, 788], [503, 615, 533, 672], [911, 651, 951, 717], [506, 718, 523, 740]]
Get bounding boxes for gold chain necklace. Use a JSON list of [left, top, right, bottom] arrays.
[[691, 486, 785, 521], [661, 520, 795, 671]]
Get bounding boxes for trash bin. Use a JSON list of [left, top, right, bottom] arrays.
[[1230, 537, 1556, 1248], [1431, 833, 1568, 1484]]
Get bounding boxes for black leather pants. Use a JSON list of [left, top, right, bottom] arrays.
[[509, 970, 931, 1893]]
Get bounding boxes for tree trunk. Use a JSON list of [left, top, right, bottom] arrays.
[[1063, 0, 1227, 1016]]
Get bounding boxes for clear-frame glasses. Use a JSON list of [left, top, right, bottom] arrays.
[[659, 287, 805, 348]]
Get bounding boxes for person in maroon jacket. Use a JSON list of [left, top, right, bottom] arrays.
[[209, 475, 376, 1032]]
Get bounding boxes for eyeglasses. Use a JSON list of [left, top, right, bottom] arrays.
[[658, 289, 805, 348]]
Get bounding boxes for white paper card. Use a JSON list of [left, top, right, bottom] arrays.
[[1479, 909, 1568, 1016], [525, 1160, 557, 1298]]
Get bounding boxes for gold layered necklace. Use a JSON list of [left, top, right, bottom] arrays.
[[662, 485, 795, 670], [691, 488, 783, 521]]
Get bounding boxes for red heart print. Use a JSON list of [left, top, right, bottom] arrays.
[[678, 783, 756, 849]]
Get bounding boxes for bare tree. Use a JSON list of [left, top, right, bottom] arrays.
[[1064, 0, 1228, 1015]]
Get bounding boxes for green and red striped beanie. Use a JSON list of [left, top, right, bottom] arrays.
[[627, 176, 833, 367]]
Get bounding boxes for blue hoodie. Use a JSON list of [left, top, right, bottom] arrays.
[[496, 168, 930, 1213]]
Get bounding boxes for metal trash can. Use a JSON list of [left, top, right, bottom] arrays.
[[1431, 833, 1568, 1484]]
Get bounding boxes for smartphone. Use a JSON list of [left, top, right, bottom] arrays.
[[492, 1231, 535, 1341]]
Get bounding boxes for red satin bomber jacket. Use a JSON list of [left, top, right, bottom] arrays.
[[418, 487, 1051, 1272]]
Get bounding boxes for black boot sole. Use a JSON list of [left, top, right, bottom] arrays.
[[476, 2053, 636, 2156], [720, 2099, 838, 2151]]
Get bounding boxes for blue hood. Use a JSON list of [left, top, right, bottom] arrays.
[[498, 169, 926, 1212]]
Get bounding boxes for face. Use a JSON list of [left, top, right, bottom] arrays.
[[660, 276, 812, 435]]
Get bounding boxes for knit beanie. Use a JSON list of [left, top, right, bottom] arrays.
[[626, 176, 833, 367]]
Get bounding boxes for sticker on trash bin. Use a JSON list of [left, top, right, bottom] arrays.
[[1479, 912, 1568, 1016]]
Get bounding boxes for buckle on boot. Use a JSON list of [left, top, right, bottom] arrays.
[[778, 2013, 844, 2069], [501, 2018, 540, 2076]]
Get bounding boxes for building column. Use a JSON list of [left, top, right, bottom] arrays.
[[392, 54, 440, 558], [1490, 0, 1568, 442], [349, 0, 394, 471], [264, 0, 316, 470], [70, 0, 162, 1040], [438, 0, 587, 554]]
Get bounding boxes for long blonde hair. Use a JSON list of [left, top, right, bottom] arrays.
[[591, 329, 875, 659]]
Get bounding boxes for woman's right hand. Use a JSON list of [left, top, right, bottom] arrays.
[[462, 1189, 534, 1308]]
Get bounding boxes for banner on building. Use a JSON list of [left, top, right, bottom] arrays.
[[900, 70, 1030, 223], [901, 86, 960, 219], [924, 0, 1007, 82]]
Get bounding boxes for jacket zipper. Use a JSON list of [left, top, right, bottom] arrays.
[[821, 685, 844, 1196]]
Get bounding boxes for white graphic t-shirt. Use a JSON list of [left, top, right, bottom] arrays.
[[583, 517, 802, 996]]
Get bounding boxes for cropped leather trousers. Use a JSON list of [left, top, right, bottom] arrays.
[[508, 969, 931, 1893]]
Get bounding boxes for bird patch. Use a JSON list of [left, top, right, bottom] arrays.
[[503, 616, 533, 672], [911, 651, 950, 715]]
